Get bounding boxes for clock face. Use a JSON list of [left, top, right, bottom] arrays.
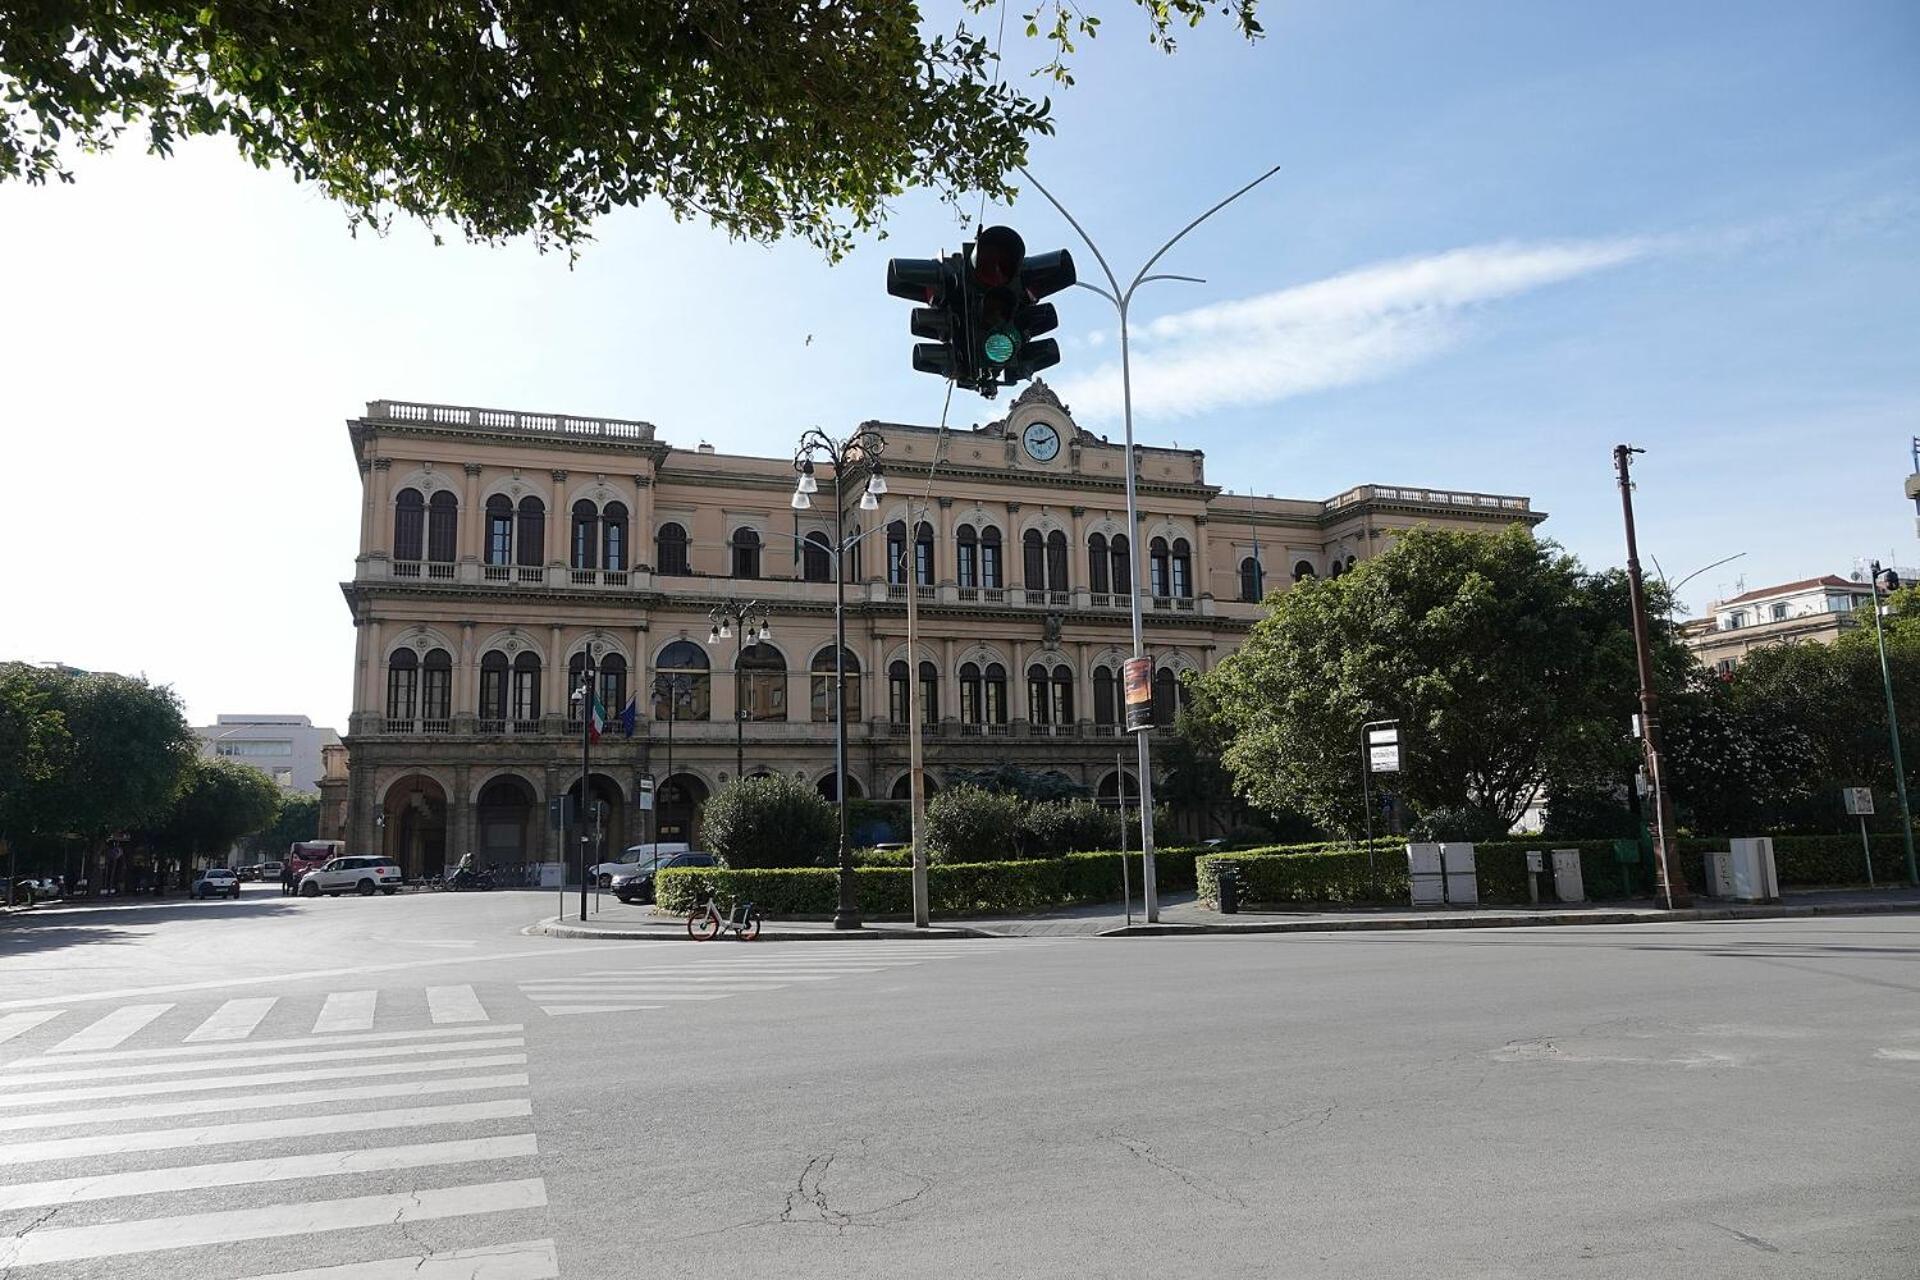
[[1022, 421, 1062, 463]]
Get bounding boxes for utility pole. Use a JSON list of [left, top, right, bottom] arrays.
[[1613, 445, 1690, 909], [1867, 562, 1918, 884], [904, 430, 948, 929]]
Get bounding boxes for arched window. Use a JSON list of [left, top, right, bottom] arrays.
[[602, 502, 628, 572], [385, 649, 418, 721], [1092, 666, 1117, 725], [515, 497, 545, 567], [478, 652, 509, 721], [566, 651, 592, 714], [738, 642, 785, 721], [485, 495, 513, 565], [599, 653, 627, 715], [1293, 559, 1315, 582], [426, 492, 457, 563], [887, 521, 907, 585], [888, 660, 910, 725], [892, 773, 942, 800], [802, 530, 832, 583], [959, 662, 982, 725], [810, 647, 860, 723], [421, 649, 452, 721], [914, 521, 935, 586], [655, 640, 711, 721], [817, 773, 863, 802], [656, 522, 690, 576], [1088, 533, 1110, 594], [1239, 556, 1264, 603], [956, 525, 979, 588], [1171, 538, 1193, 597], [1027, 663, 1051, 725], [1152, 666, 1178, 727], [1149, 537, 1171, 597], [919, 660, 939, 724], [393, 489, 425, 562], [984, 662, 1008, 724], [1098, 771, 1140, 807], [1052, 664, 1074, 725], [571, 500, 599, 570], [1046, 530, 1069, 591], [730, 527, 761, 580], [980, 527, 1003, 588], [1023, 530, 1045, 589], [1111, 534, 1132, 597], [1329, 561, 1344, 579], [511, 651, 542, 722]]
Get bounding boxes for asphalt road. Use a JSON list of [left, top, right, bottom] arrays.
[[0, 887, 1914, 1278]]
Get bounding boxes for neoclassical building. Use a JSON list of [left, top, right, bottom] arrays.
[[342, 386, 1542, 875]]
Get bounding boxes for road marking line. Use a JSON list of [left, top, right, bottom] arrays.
[[232, 1237, 559, 1280], [525, 973, 841, 983], [0, 1177, 550, 1268], [0, 1011, 62, 1045], [515, 993, 726, 1003], [183, 997, 279, 1044], [0, 1098, 534, 1166], [46, 1003, 174, 1053], [539, 1005, 665, 1015], [0, 1073, 530, 1134], [516, 983, 790, 992], [0, 1133, 539, 1210], [313, 990, 377, 1033], [0, 1036, 525, 1086], [0, 1052, 528, 1109], [427, 984, 489, 1024], [9, 1021, 525, 1067]]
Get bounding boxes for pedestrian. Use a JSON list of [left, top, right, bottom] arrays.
[[281, 860, 295, 896]]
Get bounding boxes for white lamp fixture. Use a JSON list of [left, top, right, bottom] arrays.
[[859, 488, 879, 511], [757, 622, 772, 642], [866, 467, 887, 496], [790, 489, 812, 511], [796, 462, 818, 494], [707, 626, 721, 645]]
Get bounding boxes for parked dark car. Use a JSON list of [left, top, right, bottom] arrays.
[[612, 851, 716, 904]]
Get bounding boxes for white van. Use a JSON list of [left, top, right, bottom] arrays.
[[589, 843, 692, 886]]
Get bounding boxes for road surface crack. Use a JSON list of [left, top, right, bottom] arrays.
[[1102, 1130, 1247, 1209], [1710, 1222, 1781, 1254], [0, 1206, 63, 1280]]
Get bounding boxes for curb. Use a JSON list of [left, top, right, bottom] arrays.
[[524, 917, 994, 942], [1095, 899, 1920, 937]]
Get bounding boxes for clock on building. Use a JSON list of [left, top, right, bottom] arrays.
[[1021, 420, 1062, 463]]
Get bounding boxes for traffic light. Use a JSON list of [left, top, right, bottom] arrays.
[[1007, 248, 1075, 381], [887, 229, 1076, 397], [886, 254, 971, 385]]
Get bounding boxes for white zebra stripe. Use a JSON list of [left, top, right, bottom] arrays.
[[0, 1052, 527, 1109], [0, 1036, 525, 1086], [0, 1010, 62, 1045], [46, 1003, 173, 1052], [0, 1073, 530, 1135], [11, 1021, 525, 1067], [231, 1238, 559, 1280], [312, 990, 378, 1033], [426, 984, 489, 1024], [183, 997, 279, 1044]]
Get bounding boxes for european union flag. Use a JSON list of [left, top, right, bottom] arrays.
[[618, 696, 638, 738]]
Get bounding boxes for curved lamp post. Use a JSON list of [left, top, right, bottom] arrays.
[[707, 599, 772, 782], [792, 424, 889, 930]]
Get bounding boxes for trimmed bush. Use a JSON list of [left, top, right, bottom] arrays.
[[1197, 848, 1406, 908], [700, 774, 837, 869], [851, 846, 913, 867], [1019, 799, 1121, 855], [927, 784, 1027, 863]]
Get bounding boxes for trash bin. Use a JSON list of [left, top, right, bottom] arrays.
[[1217, 865, 1240, 915]]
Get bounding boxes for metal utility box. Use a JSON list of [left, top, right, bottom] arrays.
[[1711, 837, 1780, 903], [1440, 842, 1479, 905], [1407, 843, 1445, 905], [1550, 849, 1585, 903]]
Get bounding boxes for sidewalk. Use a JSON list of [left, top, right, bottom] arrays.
[[526, 884, 1920, 941]]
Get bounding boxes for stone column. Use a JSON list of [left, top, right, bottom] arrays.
[[356, 460, 376, 555], [633, 473, 654, 570], [547, 624, 565, 725], [371, 458, 393, 553], [941, 637, 957, 726], [454, 621, 476, 728], [936, 495, 956, 585], [461, 463, 483, 562], [362, 618, 384, 723], [1011, 637, 1027, 725], [450, 765, 472, 863], [543, 765, 566, 864], [1194, 514, 1213, 601]]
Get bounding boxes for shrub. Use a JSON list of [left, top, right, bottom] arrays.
[[1410, 805, 1511, 842], [1017, 799, 1120, 856], [927, 784, 1027, 863], [851, 845, 913, 867], [700, 774, 837, 869]]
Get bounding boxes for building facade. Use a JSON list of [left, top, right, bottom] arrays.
[[1678, 575, 1880, 672], [192, 714, 342, 793], [341, 388, 1541, 877]]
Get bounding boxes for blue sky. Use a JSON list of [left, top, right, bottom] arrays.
[[3, 0, 1916, 727]]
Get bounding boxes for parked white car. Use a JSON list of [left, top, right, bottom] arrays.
[[299, 856, 403, 897], [192, 867, 241, 899], [589, 843, 691, 888]]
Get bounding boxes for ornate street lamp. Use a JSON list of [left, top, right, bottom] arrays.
[[707, 598, 772, 782]]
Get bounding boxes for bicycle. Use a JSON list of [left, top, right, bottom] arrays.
[[687, 892, 762, 941]]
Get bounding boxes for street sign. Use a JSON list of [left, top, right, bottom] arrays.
[[1367, 727, 1400, 773], [1123, 657, 1155, 732], [1843, 787, 1874, 816]]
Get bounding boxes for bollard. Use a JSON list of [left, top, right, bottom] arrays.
[[1217, 865, 1240, 915]]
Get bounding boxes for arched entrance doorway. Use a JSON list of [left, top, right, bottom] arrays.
[[475, 774, 538, 869], [382, 775, 448, 881], [1097, 770, 1140, 808], [657, 774, 708, 846], [817, 772, 863, 802], [564, 773, 627, 876]]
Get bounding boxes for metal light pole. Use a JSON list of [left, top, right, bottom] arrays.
[[708, 599, 771, 783], [652, 673, 690, 841], [1613, 445, 1690, 909], [1867, 562, 1918, 884], [1019, 163, 1282, 922], [793, 425, 889, 930], [570, 650, 596, 921]]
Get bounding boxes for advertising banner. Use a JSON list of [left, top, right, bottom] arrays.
[[1123, 657, 1155, 732]]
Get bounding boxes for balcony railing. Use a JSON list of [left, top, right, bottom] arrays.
[[511, 718, 542, 735], [421, 718, 451, 734], [483, 564, 512, 582], [392, 561, 421, 579], [366, 399, 656, 442], [1326, 484, 1530, 513], [478, 718, 505, 734]]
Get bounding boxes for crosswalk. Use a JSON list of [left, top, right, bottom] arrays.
[[516, 938, 1071, 1016], [0, 985, 556, 1278]]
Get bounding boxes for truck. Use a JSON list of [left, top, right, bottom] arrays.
[[284, 840, 345, 890]]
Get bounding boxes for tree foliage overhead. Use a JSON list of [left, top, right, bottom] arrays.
[[1203, 526, 1669, 835], [153, 755, 283, 860], [244, 791, 321, 859], [0, 1, 1262, 257]]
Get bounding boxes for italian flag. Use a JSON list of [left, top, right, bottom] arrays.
[[588, 692, 606, 743]]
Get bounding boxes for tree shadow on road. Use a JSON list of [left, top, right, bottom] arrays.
[[0, 898, 302, 958]]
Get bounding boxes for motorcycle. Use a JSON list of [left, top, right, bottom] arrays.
[[443, 855, 494, 892]]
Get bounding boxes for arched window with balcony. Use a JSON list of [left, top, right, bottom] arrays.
[[478, 652, 509, 722], [655, 640, 711, 720], [1239, 556, 1264, 603], [956, 525, 979, 588], [1149, 537, 1170, 597], [802, 530, 833, 583], [656, 522, 690, 576], [511, 652, 541, 722], [599, 653, 627, 715], [810, 647, 860, 723], [485, 496, 513, 565], [1092, 666, 1117, 726], [738, 642, 785, 721], [570, 500, 600, 570], [515, 497, 545, 567], [1088, 533, 1110, 594], [1027, 663, 1051, 725], [1293, 559, 1316, 582], [959, 662, 982, 725], [602, 502, 628, 572], [1152, 666, 1183, 726], [385, 649, 418, 722], [914, 521, 935, 586], [887, 521, 907, 585], [393, 489, 425, 562], [1022, 530, 1045, 590], [730, 527, 761, 580], [426, 492, 457, 564], [888, 661, 911, 725], [1046, 530, 1069, 592], [980, 527, 1003, 588], [1171, 538, 1193, 597], [1051, 664, 1074, 725], [421, 649, 452, 722], [566, 652, 592, 712], [984, 663, 1008, 724], [1111, 534, 1132, 596]]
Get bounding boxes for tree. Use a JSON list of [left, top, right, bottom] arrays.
[[154, 756, 283, 862], [0, 664, 72, 845], [244, 792, 321, 859], [1157, 687, 1242, 839], [1, 2, 1262, 258], [1203, 526, 1668, 836], [701, 774, 836, 869], [942, 763, 1088, 802]]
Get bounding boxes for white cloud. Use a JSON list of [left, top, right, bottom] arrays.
[[1053, 237, 1657, 422]]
